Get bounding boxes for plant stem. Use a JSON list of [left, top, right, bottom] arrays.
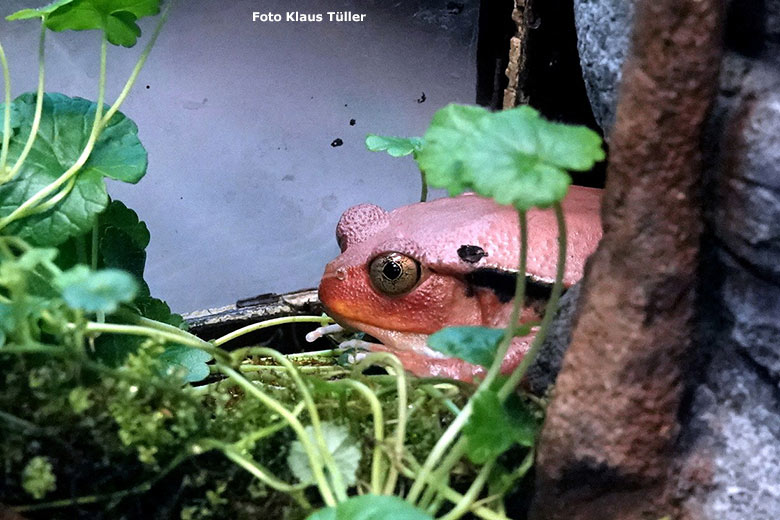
[[197, 439, 307, 494], [439, 459, 496, 520], [2, 22, 46, 184], [233, 402, 306, 451], [353, 352, 407, 495], [100, 1, 173, 127], [395, 455, 511, 520], [407, 210, 529, 505], [215, 364, 338, 506], [227, 347, 349, 502], [213, 315, 333, 347], [498, 202, 566, 400], [333, 379, 385, 495], [484, 210, 528, 385], [419, 170, 428, 202], [0, 41, 12, 173], [0, 31, 106, 232], [83, 321, 222, 360]]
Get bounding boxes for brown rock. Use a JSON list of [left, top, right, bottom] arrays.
[[531, 0, 724, 519]]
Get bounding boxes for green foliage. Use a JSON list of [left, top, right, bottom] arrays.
[[8, 0, 161, 47], [427, 326, 504, 368], [0, 93, 147, 247], [365, 135, 423, 157], [21, 456, 57, 499], [56, 265, 138, 313], [288, 422, 362, 488], [463, 389, 541, 464], [415, 104, 604, 210], [307, 495, 433, 520], [157, 345, 212, 383]]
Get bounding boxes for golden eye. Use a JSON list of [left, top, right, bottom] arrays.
[[368, 252, 421, 296]]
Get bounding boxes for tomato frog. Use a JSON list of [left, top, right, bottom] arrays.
[[311, 187, 602, 381]]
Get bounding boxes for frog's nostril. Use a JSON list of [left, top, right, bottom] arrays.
[[335, 268, 347, 281]]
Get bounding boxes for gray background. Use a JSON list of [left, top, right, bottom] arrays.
[[0, 0, 478, 312]]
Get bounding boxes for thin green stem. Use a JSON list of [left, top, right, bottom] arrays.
[[395, 454, 510, 520], [438, 459, 496, 520], [2, 22, 46, 184], [483, 210, 528, 385], [11, 453, 188, 512], [0, 41, 12, 172], [100, 1, 173, 127], [228, 347, 348, 502], [0, 31, 105, 232], [498, 202, 566, 400], [214, 315, 333, 347], [332, 379, 385, 495], [407, 211, 528, 505], [353, 352, 407, 495], [83, 321, 223, 361], [26, 177, 75, 215], [419, 170, 428, 202], [198, 439, 307, 494], [233, 402, 306, 451], [215, 364, 337, 506]]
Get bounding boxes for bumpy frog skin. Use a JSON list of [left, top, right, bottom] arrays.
[[318, 187, 602, 381]]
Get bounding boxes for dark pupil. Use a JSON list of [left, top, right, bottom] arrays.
[[382, 261, 403, 280]]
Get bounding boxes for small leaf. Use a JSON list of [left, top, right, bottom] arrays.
[[21, 456, 56, 500], [307, 495, 433, 520], [416, 104, 604, 210], [463, 389, 539, 463], [56, 266, 138, 313], [365, 134, 424, 157], [288, 422, 361, 488], [427, 326, 504, 368], [157, 345, 212, 383]]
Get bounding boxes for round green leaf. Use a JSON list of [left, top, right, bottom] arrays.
[[417, 104, 604, 210], [307, 495, 432, 520], [427, 326, 504, 368], [365, 134, 424, 157], [56, 266, 138, 313], [37, 0, 161, 47], [288, 422, 361, 488], [157, 345, 213, 383], [0, 93, 147, 246]]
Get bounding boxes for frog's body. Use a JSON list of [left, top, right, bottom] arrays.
[[318, 187, 602, 380]]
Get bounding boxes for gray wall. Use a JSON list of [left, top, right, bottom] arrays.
[[0, 0, 478, 311]]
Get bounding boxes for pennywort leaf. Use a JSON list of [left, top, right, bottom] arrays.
[[365, 134, 424, 157], [288, 422, 361, 488], [463, 389, 540, 464], [0, 93, 147, 247], [427, 326, 504, 368], [157, 345, 212, 383], [56, 265, 138, 313], [416, 104, 604, 210], [9, 0, 161, 47], [307, 495, 433, 520]]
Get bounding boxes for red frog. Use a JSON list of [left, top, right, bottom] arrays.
[[317, 187, 602, 381]]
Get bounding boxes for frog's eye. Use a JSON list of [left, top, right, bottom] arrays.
[[368, 252, 422, 296]]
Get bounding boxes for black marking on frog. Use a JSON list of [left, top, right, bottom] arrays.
[[458, 245, 488, 264], [465, 268, 553, 304]]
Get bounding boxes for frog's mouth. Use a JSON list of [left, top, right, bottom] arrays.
[[321, 311, 490, 382]]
